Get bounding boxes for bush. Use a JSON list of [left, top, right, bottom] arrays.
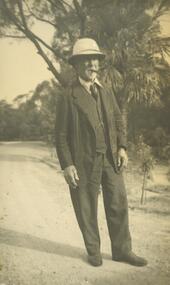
[[143, 127, 170, 161], [128, 135, 155, 204]]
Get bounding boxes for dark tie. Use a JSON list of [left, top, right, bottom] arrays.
[[90, 83, 99, 101]]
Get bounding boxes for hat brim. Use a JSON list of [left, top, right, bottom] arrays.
[[68, 51, 105, 65]]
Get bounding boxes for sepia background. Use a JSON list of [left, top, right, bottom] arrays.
[[0, 1, 170, 285]]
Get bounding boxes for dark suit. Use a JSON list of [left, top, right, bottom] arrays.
[[55, 80, 132, 257]]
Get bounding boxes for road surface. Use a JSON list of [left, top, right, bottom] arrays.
[[0, 142, 169, 285]]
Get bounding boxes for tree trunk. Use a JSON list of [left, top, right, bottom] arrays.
[[141, 170, 146, 205]]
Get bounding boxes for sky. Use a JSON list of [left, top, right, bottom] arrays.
[[0, 22, 55, 103], [0, 13, 170, 103]]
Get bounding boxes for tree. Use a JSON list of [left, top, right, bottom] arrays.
[[12, 94, 43, 140], [0, 0, 170, 136], [84, 0, 170, 132], [0, 0, 81, 85], [30, 79, 62, 142], [0, 100, 20, 140]]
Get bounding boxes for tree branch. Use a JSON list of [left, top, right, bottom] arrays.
[[28, 29, 67, 62], [51, 0, 74, 12], [59, 0, 74, 11], [18, 1, 67, 85], [22, 0, 72, 60], [1, 0, 26, 34], [1, 0, 67, 86], [24, 0, 57, 29], [152, 0, 170, 21], [73, 0, 86, 36], [83, 0, 114, 10], [17, 0, 28, 29], [0, 32, 26, 39], [47, 0, 61, 11], [30, 35, 67, 86], [46, 0, 74, 41], [46, 0, 69, 13], [18, 1, 67, 62]]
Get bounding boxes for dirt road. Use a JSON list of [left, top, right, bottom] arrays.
[[0, 142, 169, 285]]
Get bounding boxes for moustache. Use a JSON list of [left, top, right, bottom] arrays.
[[88, 68, 99, 73]]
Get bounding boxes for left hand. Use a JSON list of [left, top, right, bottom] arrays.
[[117, 148, 128, 169]]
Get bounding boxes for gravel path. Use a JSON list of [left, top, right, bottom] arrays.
[[0, 142, 169, 285]]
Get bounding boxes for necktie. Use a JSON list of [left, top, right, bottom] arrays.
[[90, 83, 99, 101]]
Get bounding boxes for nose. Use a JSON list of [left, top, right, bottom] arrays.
[[86, 58, 98, 68], [88, 58, 96, 65], [86, 58, 94, 66]]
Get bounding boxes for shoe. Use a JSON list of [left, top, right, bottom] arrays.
[[112, 251, 147, 267], [88, 254, 103, 267]]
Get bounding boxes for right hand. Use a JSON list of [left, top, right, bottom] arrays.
[[64, 165, 79, 189]]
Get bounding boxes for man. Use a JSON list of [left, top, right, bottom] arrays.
[[55, 38, 147, 267]]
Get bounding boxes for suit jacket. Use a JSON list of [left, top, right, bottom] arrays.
[[55, 80, 126, 178]]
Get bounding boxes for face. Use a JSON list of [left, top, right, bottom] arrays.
[[73, 55, 100, 82]]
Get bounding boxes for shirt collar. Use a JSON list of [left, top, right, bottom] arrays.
[[79, 76, 103, 94]]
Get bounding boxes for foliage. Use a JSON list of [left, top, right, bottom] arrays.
[[136, 135, 155, 173], [31, 79, 62, 143], [84, 0, 170, 105], [0, 0, 170, 142], [0, 100, 20, 140], [0, 79, 61, 142], [128, 84, 170, 161], [0, 1, 170, 93], [130, 135, 155, 204]]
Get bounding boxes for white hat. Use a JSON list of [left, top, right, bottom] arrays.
[[69, 38, 105, 65]]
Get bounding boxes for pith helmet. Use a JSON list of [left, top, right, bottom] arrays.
[[68, 38, 105, 65]]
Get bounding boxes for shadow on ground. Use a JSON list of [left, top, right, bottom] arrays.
[[0, 227, 85, 260], [0, 227, 110, 263]]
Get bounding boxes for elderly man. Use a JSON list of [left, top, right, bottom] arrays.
[[55, 38, 147, 267]]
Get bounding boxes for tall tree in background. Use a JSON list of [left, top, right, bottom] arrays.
[[0, 100, 20, 140], [84, 0, 170, 132], [0, 0, 170, 135], [0, 79, 65, 141], [30, 80, 62, 142], [13, 93, 43, 140]]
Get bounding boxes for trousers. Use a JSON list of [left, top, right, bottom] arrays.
[[69, 152, 132, 257]]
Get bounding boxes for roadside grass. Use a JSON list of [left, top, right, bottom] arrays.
[[124, 160, 170, 216]]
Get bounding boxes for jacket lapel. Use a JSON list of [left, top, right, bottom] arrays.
[[72, 81, 98, 132], [99, 86, 113, 126]]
